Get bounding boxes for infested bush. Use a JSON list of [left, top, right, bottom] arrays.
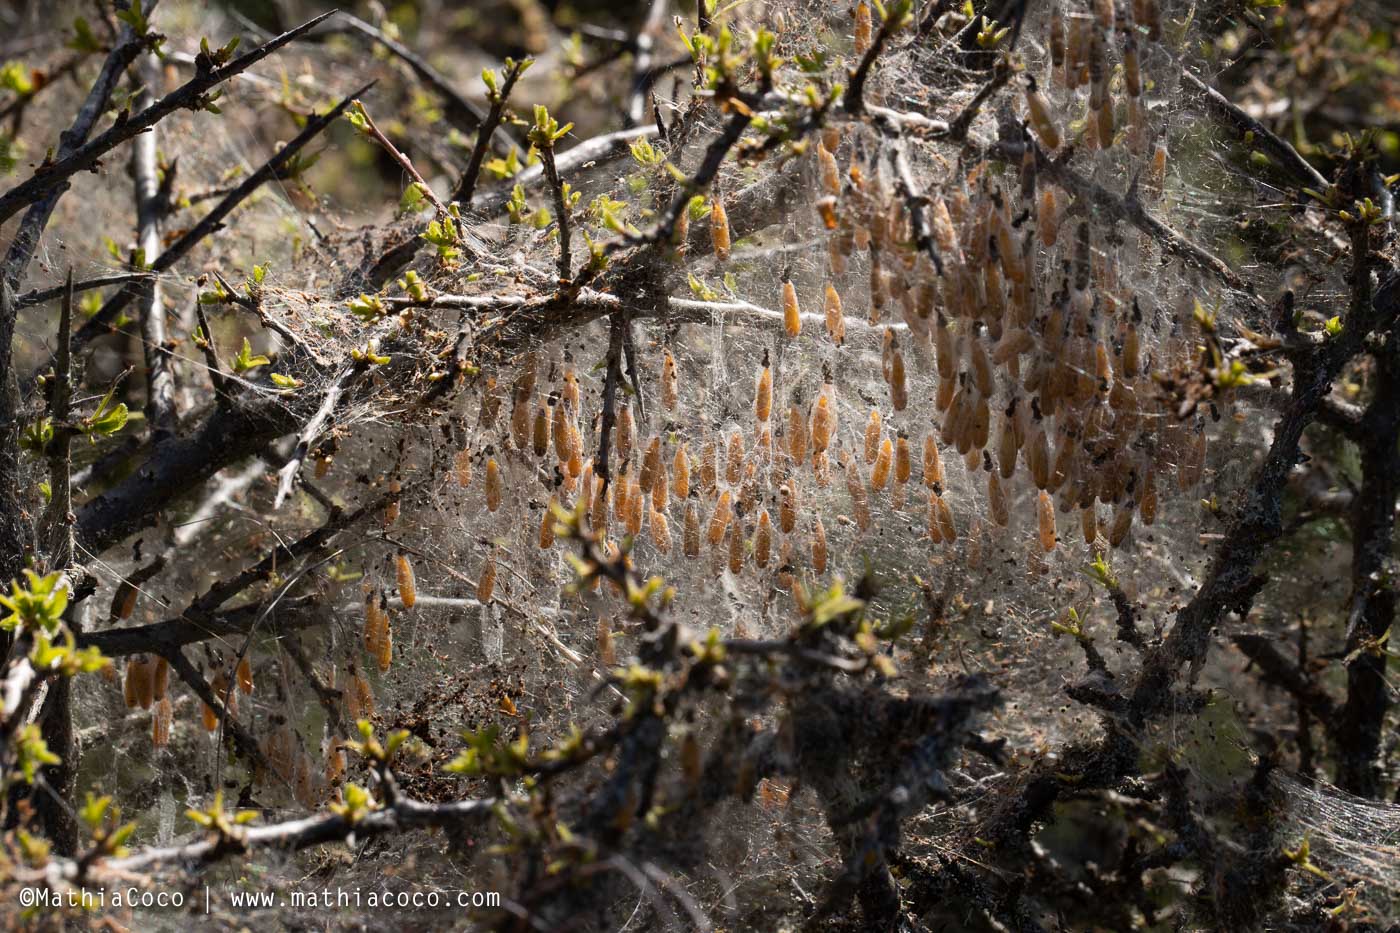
[[0, 0, 1395, 930]]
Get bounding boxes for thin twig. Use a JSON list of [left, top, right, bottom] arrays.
[[50, 790, 496, 876], [272, 363, 366, 509], [339, 12, 511, 154], [948, 58, 1013, 141], [351, 99, 451, 218], [162, 646, 271, 774], [42, 272, 75, 568], [193, 303, 229, 397], [1004, 138, 1267, 314], [198, 484, 403, 616], [621, 316, 645, 423], [1233, 633, 1337, 722], [451, 56, 530, 206], [13, 272, 153, 310], [538, 144, 571, 283], [601, 109, 754, 260], [367, 126, 658, 288], [0, 11, 143, 333]]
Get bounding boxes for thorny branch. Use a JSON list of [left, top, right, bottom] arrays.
[[0, 11, 337, 227], [65, 82, 372, 364]]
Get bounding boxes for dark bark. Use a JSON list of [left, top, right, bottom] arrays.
[[76, 395, 298, 554], [35, 678, 76, 855], [1334, 348, 1400, 795]]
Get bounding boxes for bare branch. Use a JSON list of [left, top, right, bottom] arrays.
[[595, 315, 626, 485], [132, 54, 176, 441], [1334, 232, 1399, 796], [1031, 142, 1267, 312], [1233, 633, 1337, 722], [842, 4, 903, 116], [947, 58, 1013, 141], [76, 393, 299, 553], [194, 484, 404, 617], [13, 273, 153, 311], [193, 303, 229, 397], [1316, 393, 1364, 436], [1181, 69, 1330, 193], [59, 790, 496, 877], [162, 646, 270, 773], [538, 143, 571, 283], [79, 595, 324, 658]]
